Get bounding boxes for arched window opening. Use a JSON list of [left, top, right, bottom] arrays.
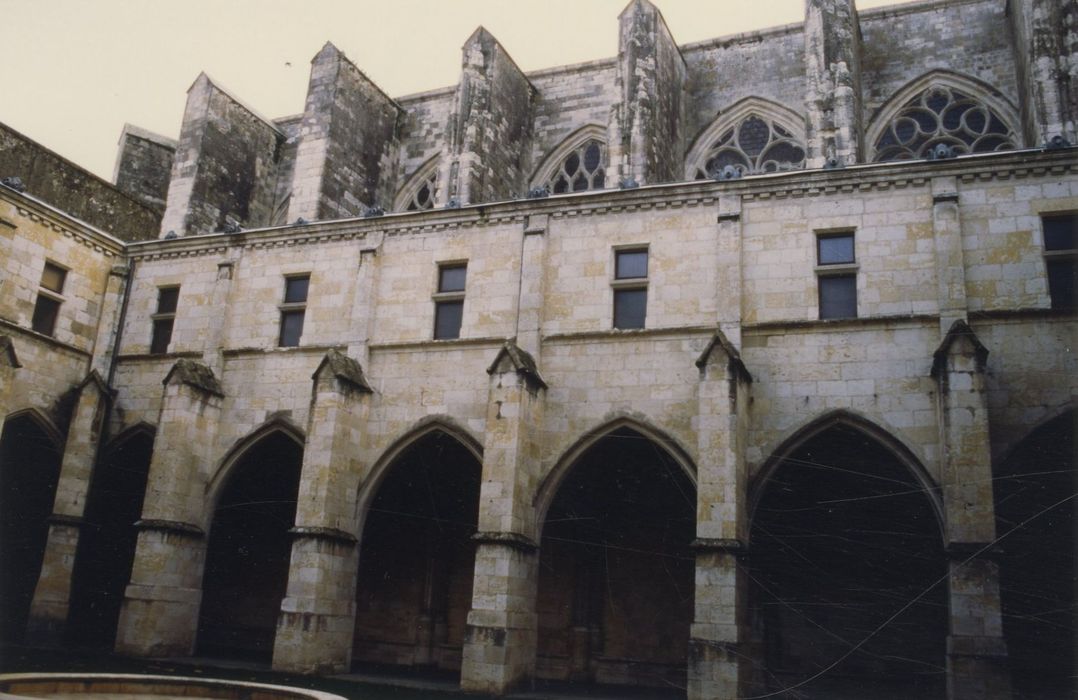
[[693, 115, 806, 179], [405, 171, 438, 212], [0, 414, 62, 645], [536, 427, 696, 690], [547, 140, 606, 194], [995, 411, 1076, 699], [67, 429, 154, 649], [751, 424, 947, 697], [873, 85, 1017, 161], [352, 430, 481, 677], [196, 431, 302, 662]]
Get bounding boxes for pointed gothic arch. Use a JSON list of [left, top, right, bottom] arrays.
[[205, 416, 305, 511], [393, 155, 441, 212], [529, 124, 608, 194], [749, 408, 944, 539], [351, 415, 483, 673], [355, 415, 483, 531], [684, 96, 808, 180], [3, 407, 65, 449], [535, 414, 697, 540], [866, 70, 1021, 162]]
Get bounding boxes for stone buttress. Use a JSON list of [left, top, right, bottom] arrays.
[[437, 28, 537, 206], [159, 74, 284, 237], [1009, 0, 1078, 145], [287, 43, 403, 221], [26, 263, 129, 644], [272, 350, 372, 674], [460, 341, 546, 695], [688, 331, 753, 700], [115, 359, 223, 656], [804, 0, 863, 167], [932, 321, 1010, 700], [608, 0, 686, 186]]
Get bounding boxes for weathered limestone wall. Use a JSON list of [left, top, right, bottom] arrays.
[[804, 0, 862, 166], [288, 43, 402, 221], [395, 89, 455, 191], [860, 0, 1019, 130], [0, 124, 161, 242], [682, 28, 806, 157], [159, 74, 283, 237], [271, 116, 303, 227], [113, 125, 177, 214]]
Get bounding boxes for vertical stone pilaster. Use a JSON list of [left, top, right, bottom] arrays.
[[26, 371, 111, 645], [515, 215, 548, 361], [0, 336, 21, 436], [689, 331, 753, 700], [932, 321, 1010, 700], [460, 341, 546, 694], [804, 0, 862, 167], [346, 238, 382, 367], [89, 264, 130, 378], [115, 359, 223, 657], [609, 0, 686, 186], [203, 256, 237, 377], [438, 28, 535, 206], [932, 177, 967, 334], [1010, 0, 1077, 145], [273, 349, 371, 674], [716, 196, 743, 348]]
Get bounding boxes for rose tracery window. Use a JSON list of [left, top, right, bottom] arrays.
[[405, 171, 438, 211], [693, 115, 806, 179], [873, 86, 1017, 162], [548, 140, 606, 194]]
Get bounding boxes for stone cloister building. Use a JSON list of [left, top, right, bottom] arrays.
[[1, 0, 1076, 698]]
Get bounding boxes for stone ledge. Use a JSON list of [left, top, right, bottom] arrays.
[[133, 519, 205, 538], [288, 526, 358, 545], [471, 531, 539, 552], [690, 538, 748, 554]]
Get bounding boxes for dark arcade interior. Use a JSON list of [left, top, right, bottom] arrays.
[[196, 432, 302, 662], [352, 430, 481, 674], [0, 414, 61, 645], [750, 423, 949, 698], [67, 429, 153, 649], [536, 427, 697, 689], [995, 410, 1076, 700]]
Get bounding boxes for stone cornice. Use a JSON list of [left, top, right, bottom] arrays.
[[471, 531, 539, 552], [122, 148, 1076, 261], [1, 188, 127, 257], [288, 526, 358, 545], [134, 518, 205, 537]]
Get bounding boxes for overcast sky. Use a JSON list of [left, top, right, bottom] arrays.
[[1, 0, 919, 181]]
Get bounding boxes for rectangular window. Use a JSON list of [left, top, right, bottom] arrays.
[[31, 261, 67, 336], [149, 286, 179, 355], [279, 274, 309, 347], [613, 248, 648, 329], [816, 232, 857, 320], [1043, 214, 1077, 310], [433, 263, 466, 340]]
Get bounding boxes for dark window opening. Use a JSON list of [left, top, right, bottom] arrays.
[[150, 286, 179, 354], [434, 263, 466, 340], [819, 275, 857, 320], [613, 249, 648, 330], [31, 262, 67, 336], [1043, 215, 1077, 310], [279, 275, 309, 347], [818, 234, 855, 265], [817, 233, 857, 320]]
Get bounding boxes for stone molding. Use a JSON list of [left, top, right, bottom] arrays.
[[695, 329, 752, 384], [931, 319, 990, 378], [471, 531, 539, 553], [46, 513, 85, 528], [162, 359, 224, 397], [288, 526, 358, 545], [312, 349, 372, 394], [133, 519, 205, 538], [690, 538, 748, 555]]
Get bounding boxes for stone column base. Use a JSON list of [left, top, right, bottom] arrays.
[[272, 600, 355, 674], [25, 519, 83, 646], [947, 635, 1010, 700], [461, 620, 538, 695], [688, 638, 750, 700], [115, 582, 202, 657]]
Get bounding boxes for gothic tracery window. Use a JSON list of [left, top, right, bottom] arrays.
[[548, 140, 606, 194], [405, 170, 438, 211], [693, 114, 806, 179], [873, 85, 1017, 162]]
